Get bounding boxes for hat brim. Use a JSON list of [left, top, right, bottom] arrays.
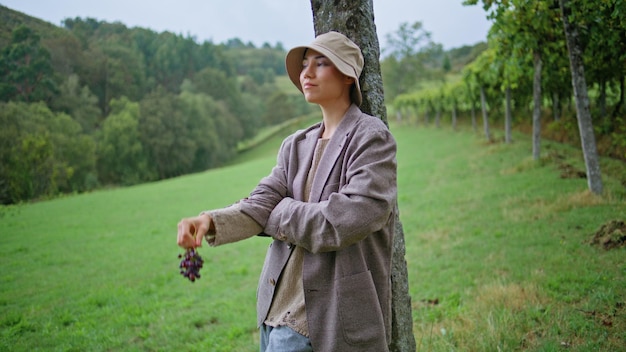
[[285, 44, 362, 106]]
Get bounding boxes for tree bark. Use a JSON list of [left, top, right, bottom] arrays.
[[532, 50, 542, 160], [309, 1, 416, 351], [505, 85, 512, 144], [612, 76, 624, 118], [598, 79, 607, 120], [452, 100, 458, 131], [471, 101, 477, 133], [559, 0, 604, 194], [552, 91, 561, 121]]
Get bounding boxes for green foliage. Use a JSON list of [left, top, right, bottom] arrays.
[[0, 102, 96, 203], [97, 97, 149, 185], [190, 67, 239, 107], [0, 25, 56, 102], [179, 90, 242, 169], [49, 74, 101, 132], [442, 54, 451, 73], [228, 46, 286, 76], [138, 88, 196, 180], [380, 21, 443, 101], [381, 22, 486, 102], [395, 1, 626, 166], [101, 41, 147, 102], [0, 7, 311, 203], [262, 91, 297, 126], [248, 67, 276, 86], [384, 21, 432, 59]]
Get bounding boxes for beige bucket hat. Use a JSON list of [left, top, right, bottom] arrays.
[[285, 31, 364, 106]]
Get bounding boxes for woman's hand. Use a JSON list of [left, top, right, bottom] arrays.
[[177, 213, 212, 249]]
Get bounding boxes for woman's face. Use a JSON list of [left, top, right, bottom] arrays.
[[300, 49, 353, 105]]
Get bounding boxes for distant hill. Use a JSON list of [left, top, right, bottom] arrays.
[[448, 41, 488, 70], [0, 5, 69, 47]]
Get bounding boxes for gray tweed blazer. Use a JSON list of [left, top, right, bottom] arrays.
[[212, 104, 397, 351]]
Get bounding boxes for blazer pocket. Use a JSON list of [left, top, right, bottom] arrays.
[[336, 270, 386, 346]]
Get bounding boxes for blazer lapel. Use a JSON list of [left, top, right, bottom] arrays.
[[293, 124, 322, 201], [308, 105, 361, 203]]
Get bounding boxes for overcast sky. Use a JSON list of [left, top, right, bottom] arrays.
[[1, 0, 492, 51]]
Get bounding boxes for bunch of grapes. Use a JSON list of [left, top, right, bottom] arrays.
[[179, 248, 204, 282]]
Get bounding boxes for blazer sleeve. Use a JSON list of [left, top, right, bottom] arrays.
[[264, 122, 397, 253], [202, 134, 296, 246], [202, 203, 263, 246], [237, 135, 292, 227]]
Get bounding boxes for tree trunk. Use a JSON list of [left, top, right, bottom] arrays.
[[598, 79, 607, 121], [505, 85, 512, 144], [479, 85, 491, 141], [309, 1, 416, 351], [452, 100, 458, 131], [532, 50, 542, 160], [559, 0, 603, 195], [611, 76, 624, 118], [552, 91, 561, 121], [471, 100, 477, 133]]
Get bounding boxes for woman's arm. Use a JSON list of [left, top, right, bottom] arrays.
[[264, 124, 397, 253]]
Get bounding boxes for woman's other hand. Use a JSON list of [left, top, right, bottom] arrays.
[[177, 213, 212, 249]]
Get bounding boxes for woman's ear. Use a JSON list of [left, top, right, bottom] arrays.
[[344, 76, 355, 85]]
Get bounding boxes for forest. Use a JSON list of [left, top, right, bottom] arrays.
[[1, 1, 625, 205], [0, 5, 315, 204]]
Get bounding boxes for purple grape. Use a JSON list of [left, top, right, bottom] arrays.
[[178, 248, 204, 282]]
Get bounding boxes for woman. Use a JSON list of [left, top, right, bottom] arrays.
[[177, 31, 397, 352]]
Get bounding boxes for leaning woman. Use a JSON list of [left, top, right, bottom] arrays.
[[177, 31, 397, 352]]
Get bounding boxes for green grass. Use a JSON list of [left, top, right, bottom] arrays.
[[1, 119, 625, 351]]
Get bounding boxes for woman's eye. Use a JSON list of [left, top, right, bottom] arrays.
[[317, 60, 330, 67], [302, 58, 331, 69]]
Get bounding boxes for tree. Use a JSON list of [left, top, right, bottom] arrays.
[[385, 21, 432, 59], [100, 42, 146, 103], [381, 22, 434, 100], [0, 102, 96, 204], [179, 88, 243, 169], [191, 67, 257, 139], [42, 107, 97, 193], [559, 0, 603, 194], [466, 48, 497, 142], [309, 1, 416, 351], [0, 102, 54, 203], [98, 97, 150, 185], [0, 25, 56, 102], [50, 74, 101, 132], [462, 66, 481, 132], [263, 91, 296, 126], [138, 88, 196, 179], [581, 1, 626, 122], [465, 0, 608, 191]]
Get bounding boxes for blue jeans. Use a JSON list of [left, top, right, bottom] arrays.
[[259, 324, 313, 352]]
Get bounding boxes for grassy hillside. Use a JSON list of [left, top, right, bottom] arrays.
[[1, 121, 624, 351]]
